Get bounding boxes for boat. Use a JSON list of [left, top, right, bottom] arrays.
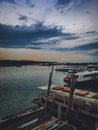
[[64, 70, 98, 86], [55, 66, 81, 72]]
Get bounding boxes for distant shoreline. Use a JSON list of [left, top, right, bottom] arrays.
[[0, 60, 57, 67], [0, 60, 98, 67]]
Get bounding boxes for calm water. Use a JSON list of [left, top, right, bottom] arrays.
[[0, 66, 66, 117], [0, 66, 97, 118]]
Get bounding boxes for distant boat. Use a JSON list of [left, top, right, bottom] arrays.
[[64, 70, 98, 86], [16, 65, 22, 67], [55, 66, 80, 72]]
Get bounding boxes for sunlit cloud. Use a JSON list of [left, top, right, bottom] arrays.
[[0, 47, 94, 63]]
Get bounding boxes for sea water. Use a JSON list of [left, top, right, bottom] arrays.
[[0, 65, 66, 117], [0, 65, 97, 117]]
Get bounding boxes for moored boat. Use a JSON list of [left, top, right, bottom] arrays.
[[64, 70, 98, 86]]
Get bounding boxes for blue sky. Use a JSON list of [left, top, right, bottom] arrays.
[[0, 0, 98, 62]]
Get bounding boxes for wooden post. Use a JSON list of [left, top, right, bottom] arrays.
[[58, 103, 61, 120], [45, 66, 54, 108], [67, 71, 76, 121]]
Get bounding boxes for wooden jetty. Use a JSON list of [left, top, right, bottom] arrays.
[[0, 107, 46, 130], [35, 86, 98, 119], [0, 106, 76, 130], [33, 85, 98, 129]]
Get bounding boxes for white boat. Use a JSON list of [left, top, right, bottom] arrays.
[[64, 70, 98, 86], [55, 67, 79, 72]]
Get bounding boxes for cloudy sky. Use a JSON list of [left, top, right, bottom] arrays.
[[0, 0, 98, 62]]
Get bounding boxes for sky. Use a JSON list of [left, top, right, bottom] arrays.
[[0, 0, 98, 63]]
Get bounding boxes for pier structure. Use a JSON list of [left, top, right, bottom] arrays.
[[34, 85, 98, 129], [0, 85, 98, 130], [0, 105, 77, 130], [36, 86, 98, 119]]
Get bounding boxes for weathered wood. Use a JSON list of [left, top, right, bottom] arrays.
[[66, 72, 76, 120], [45, 66, 54, 108]]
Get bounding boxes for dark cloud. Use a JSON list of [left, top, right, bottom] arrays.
[[0, 0, 35, 7], [57, 0, 71, 5], [0, 23, 79, 49], [91, 51, 98, 56], [75, 42, 98, 57], [0, 0, 15, 4], [55, 42, 98, 54], [30, 40, 59, 46], [55, 0, 71, 14], [26, 0, 35, 7], [85, 11, 90, 14], [26, 46, 41, 50], [75, 42, 98, 52], [63, 35, 79, 40], [19, 15, 28, 22], [73, 42, 98, 51], [68, 7, 72, 11], [55, 0, 98, 15], [55, 48, 68, 51], [86, 31, 98, 35]]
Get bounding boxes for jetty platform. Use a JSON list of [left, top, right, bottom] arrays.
[[34, 86, 98, 119], [0, 106, 76, 130], [33, 85, 98, 129]]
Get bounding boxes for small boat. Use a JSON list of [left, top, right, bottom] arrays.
[[55, 66, 80, 72], [64, 70, 98, 86]]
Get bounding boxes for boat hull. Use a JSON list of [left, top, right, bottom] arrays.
[[76, 79, 98, 86], [64, 79, 98, 88]]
